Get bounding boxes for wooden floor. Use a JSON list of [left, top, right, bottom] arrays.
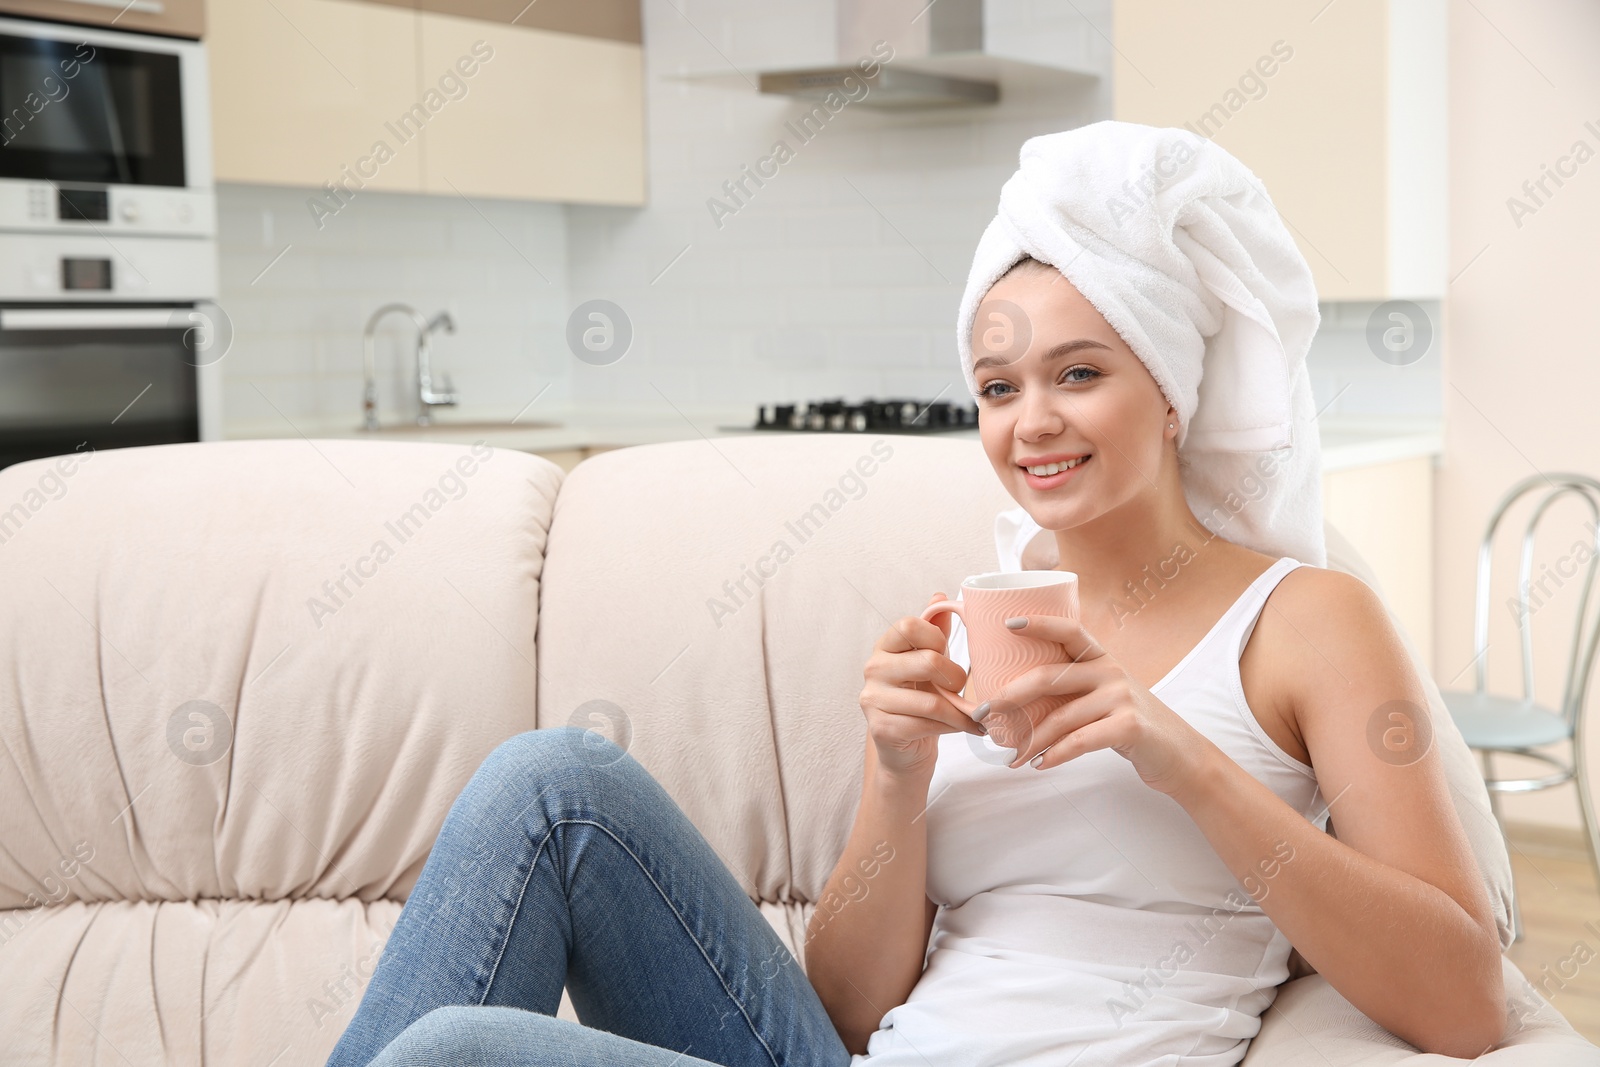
[[1503, 820, 1600, 1042]]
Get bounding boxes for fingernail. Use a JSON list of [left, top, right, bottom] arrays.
[[1030, 753, 1044, 769], [1005, 616, 1028, 629], [977, 721, 988, 735], [973, 701, 991, 720]]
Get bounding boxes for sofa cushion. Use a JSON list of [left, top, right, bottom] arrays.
[[1241, 956, 1597, 1065], [536, 434, 1015, 906], [3, 898, 402, 1065], [0, 439, 560, 1062]]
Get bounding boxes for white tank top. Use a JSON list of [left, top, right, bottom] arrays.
[[851, 514, 1327, 1067]]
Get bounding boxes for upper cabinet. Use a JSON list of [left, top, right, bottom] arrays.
[[413, 10, 643, 202], [0, 0, 204, 37], [204, 0, 644, 206], [1112, 0, 1446, 302], [207, 0, 423, 194]]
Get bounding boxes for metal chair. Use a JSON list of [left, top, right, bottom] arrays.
[[1440, 472, 1600, 944]]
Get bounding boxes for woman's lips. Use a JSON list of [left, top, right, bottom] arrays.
[[1021, 455, 1091, 489]]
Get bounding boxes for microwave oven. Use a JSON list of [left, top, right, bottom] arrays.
[[0, 14, 216, 301]]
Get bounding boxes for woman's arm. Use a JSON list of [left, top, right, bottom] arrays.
[[939, 564, 1502, 1055], [1171, 568, 1504, 1058], [807, 593, 979, 1053], [804, 741, 939, 1055]]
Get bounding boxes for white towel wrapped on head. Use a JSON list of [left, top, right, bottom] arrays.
[[956, 120, 1326, 567]]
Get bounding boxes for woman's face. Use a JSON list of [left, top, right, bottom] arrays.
[[970, 265, 1176, 532]]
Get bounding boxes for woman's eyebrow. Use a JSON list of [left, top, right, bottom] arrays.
[[973, 337, 1113, 372]]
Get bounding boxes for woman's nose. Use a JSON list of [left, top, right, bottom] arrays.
[[1015, 390, 1065, 438]]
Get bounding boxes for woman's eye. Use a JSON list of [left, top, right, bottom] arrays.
[[976, 367, 1098, 399]]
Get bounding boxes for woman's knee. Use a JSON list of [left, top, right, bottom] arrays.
[[487, 726, 630, 777], [367, 1005, 476, 1065], [458, 728, 643, 818], [368, 1005, 556, 1066]]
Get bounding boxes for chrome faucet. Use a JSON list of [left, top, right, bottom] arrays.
[[361, 303, 460, 429]]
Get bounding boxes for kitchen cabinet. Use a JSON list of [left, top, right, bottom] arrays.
[[0, 0, 203, 38], [204, 0, 644, 206], [414, 9, 644, 203], [360, 0, 639, 46], [1112, 0, 1446, 302], [207, 0, 423, 194]]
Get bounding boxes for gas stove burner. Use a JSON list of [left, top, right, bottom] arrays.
[[747, 397, 978, 434]]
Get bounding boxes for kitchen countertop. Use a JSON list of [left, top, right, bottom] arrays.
[[228, 406, 780, 453], [1310, 416, 1443, 473], [227, 409, 1441, 473]]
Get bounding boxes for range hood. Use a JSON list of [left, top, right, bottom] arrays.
[[753, 0, 1102, 110]]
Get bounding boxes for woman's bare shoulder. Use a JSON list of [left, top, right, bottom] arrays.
[[1251, 561, 1387, 655], [1270, 562, 1377, 610], [1205, 539, 1281, 583], [1249, 562, 1403, 719], [1234, 556, 1390, 765]]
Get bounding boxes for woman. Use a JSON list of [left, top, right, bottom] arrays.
[[326, 122, 1505, 1067]]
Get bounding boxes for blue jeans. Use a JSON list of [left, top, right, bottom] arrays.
[[325, 727, 854, 1067]]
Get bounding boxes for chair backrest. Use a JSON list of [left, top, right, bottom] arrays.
[[1469, 472, 1600, 731]]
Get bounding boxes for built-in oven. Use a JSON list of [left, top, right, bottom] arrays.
[[0, 305, 214, 469], [0, 14, 218, 470]]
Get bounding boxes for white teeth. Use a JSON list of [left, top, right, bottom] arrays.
[[1025, 456, 1088, 477]]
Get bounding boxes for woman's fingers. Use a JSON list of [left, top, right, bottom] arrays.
[[971, 698, 1039, 754], [1000, 613, 1106, 664], [877, 614, 949, 657], [995, 656, 1105, 709], [1017, 714, 1121, 771], [895, 647, 967, 693], [872, 686, 985, 738], [861, 599, 985, 756], [1005, 688, 1118, 768]]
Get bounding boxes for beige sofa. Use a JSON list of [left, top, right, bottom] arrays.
[[0, 435, 1594, 1066]]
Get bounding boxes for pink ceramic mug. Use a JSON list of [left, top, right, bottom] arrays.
[[919, 570, 1080, 723]]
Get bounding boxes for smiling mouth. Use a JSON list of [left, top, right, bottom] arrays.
[[1021, 455, 1089, 476], [1020, 454, 1091, 486]]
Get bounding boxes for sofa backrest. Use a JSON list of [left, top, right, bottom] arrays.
[[538, 433, 1009, 907], [0, 433, 1516, 1066], [0, 439, 561, 1065], [538, 434, 1515, 956]]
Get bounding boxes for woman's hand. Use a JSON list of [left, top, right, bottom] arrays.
[[980, 613, 1221, 799], [859, 592, 987, 780]]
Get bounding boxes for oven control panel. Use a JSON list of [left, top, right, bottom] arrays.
[[1, 180, 214, 237], [0, 232, 217, 301]]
